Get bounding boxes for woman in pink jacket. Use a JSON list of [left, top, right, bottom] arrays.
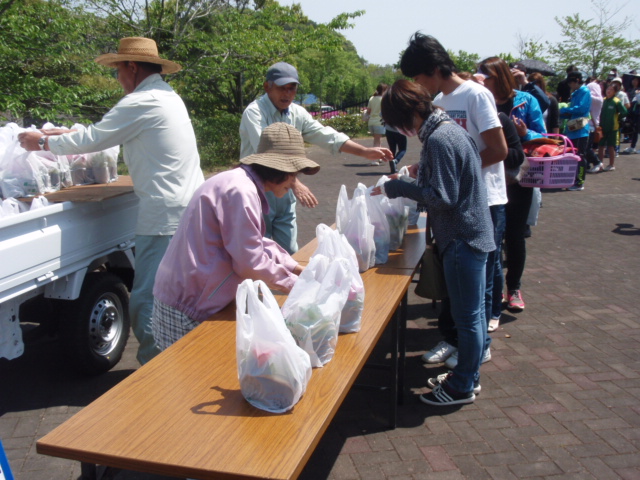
[[152, 123, 320, 350]]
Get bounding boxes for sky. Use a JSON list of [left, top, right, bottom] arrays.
[[278, 0, 635, 67]]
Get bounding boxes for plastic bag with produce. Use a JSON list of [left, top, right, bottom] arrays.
[[313, 224, 364, 333], [236, 279, 311, 413], [282, 254, 352, 367]]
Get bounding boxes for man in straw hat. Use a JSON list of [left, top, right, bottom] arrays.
[[19, 37, 205, 366], [152, 123, 317, 349], [240, 61, 393, 255]]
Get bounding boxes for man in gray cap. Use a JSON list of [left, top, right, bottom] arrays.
[[239, 62, 393, 254]]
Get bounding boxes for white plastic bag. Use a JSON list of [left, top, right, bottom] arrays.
[[236, 279, 311, 413], [87, 145, 119, 184], [282, 254, 352, 367], [375, 176, 410, 251], [397, 166, 421, 225], [336, 187, 376, 272], [314, 224, 364, 333], [30, 196, 51, 211], [1, 197, 27, 217], [358, 183, 390, 264]]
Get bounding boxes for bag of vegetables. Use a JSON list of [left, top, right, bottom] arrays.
[[357, 183, 390, 264], [336, 185, 376, 272], [397, 166, 421, 225], [314, 224, 364, 333], [236, 279, 311, 413], [282, 254, 352, 367], [374, 176, 410, 251]]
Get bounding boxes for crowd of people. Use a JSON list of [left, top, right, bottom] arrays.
[[16, 34, 639, 408]]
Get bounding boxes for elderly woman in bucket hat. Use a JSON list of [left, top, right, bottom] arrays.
[[151, 123, 319, 350], [18, 37, 205, 366]]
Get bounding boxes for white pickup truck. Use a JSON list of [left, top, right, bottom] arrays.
[[0, 177, 138, 374]]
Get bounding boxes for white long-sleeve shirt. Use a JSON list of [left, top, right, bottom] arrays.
[[48, 74, 204, 235]]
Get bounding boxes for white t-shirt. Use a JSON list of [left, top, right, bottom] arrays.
[[434, 80, 507, 206]]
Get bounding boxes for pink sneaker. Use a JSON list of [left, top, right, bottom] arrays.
[[507, 290, 525, 311]]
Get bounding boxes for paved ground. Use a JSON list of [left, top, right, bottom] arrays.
[[1, 136, 639, 480]]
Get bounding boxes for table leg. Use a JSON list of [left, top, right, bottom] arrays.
[[81, 463, 120, 480], [388, 307, 398, 429], [398, 291, 408, 405]]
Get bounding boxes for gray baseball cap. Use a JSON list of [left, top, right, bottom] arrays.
[[266, 62, 300, 86]]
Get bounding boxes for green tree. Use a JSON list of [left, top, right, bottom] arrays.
[[0, 0, 121, 125], [548, 0, 640, 77], [448, 50, 481, 74], [515, 34, 548, 62], [295, 40, 373, 107]]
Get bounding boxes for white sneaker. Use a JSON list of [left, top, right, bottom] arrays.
[[623, 147, 636, 154], [370, 160, 380, 166], [588, 163, 603, 173], [444, 347, 492, 369], [421, 341, 457, 364], [604, 165, 615, 172]]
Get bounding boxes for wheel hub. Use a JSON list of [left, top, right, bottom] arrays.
[[89, 294, 123, 355]]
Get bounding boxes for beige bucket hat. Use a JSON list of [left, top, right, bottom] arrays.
[[95, 37, 182, 74], [241, 123, 320, 175]]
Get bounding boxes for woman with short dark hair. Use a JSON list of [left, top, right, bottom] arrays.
[[373, 80, 495, 406]]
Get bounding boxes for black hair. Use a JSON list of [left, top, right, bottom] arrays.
[[556, 80, 571, 103], [247, 163, 293, 185], [567, 71, 583, 84], [400, 32, 457, 79]]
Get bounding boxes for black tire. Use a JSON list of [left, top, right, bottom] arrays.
[[60, 272, 130, 375]]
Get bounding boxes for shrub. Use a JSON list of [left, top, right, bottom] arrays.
[[320, 114, 369, 139], [192, 112, 241, 173]]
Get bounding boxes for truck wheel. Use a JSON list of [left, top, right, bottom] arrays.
[[60, 272, 130, 375]]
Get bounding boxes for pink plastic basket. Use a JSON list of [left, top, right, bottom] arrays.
[[519, 134, 580, 189]]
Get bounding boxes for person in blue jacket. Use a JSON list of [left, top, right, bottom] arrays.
[[560, 71, 592, 191]]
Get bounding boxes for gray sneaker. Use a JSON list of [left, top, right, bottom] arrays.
[[444, 347, 492, 370], [421, 341, 457, 364], [588, 163, 603, 173], [427, 372, 481, 395]]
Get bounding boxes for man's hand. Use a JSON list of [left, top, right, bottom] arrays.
[[362, 147, 394, 162], [292, 178, 318, 208], [41, 127, 74, 136], [17, 131, 44, 151]]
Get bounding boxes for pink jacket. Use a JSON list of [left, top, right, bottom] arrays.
[[153, 166, 298, 321]]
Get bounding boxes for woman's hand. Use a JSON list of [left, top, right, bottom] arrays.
[[293, 264, 305, 275], [371, 185, 384, 196], [408, 163, 419, 178], [512, 116, 528, 137]]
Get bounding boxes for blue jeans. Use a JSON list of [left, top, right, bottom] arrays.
[[264, 190, 298, 254], [488, 204, 506, 321], [130, 235, 172, 365], [441, 239, 488, 394]]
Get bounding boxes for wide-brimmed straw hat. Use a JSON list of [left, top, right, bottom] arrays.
[[240, 123, 320, 175], [95, 37, 182, 74]]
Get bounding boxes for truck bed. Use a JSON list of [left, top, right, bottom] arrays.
[[1, 177, 138, 304]]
